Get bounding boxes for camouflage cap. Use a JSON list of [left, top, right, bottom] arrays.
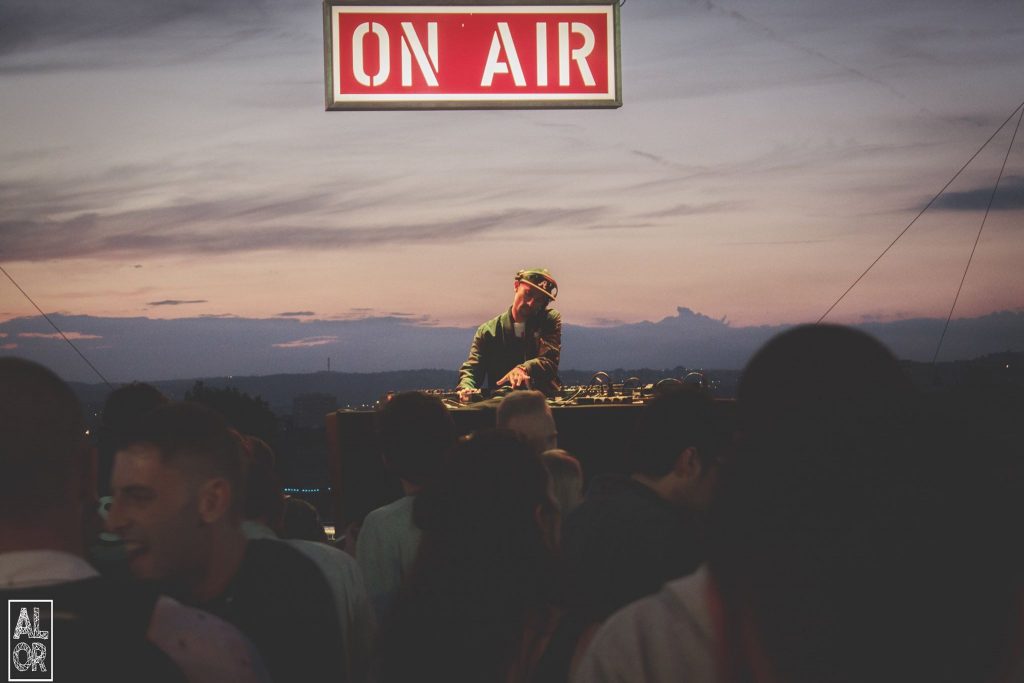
[[516, 268, 558, 300]]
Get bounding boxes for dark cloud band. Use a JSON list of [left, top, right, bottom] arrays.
[[933, 176, 1024, 212], [147, 299, 207, 306]]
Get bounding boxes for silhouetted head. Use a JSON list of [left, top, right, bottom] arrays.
[[240, 435, 284, 528], [96, 381, 169, 495], [414, 429, 559, 563], [100, 382, 170, 449], [376, 391, 456, 487], [627, 384, 729, 509], [0, 357, 88, 523], [737, 323, 914, 450], [633, 384, 723, 477], [708, 324, 1018, 683]]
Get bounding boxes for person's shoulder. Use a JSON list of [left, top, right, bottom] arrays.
[[565, 475, 629, 518], [238, 540, 341, 625], [534, 308, 560, 327], [241, 520, 278, 540], [584, 473, 632, 498], [562, 480, 666, 560], [577, 569, 714, 681], [365, 494, 415, 522], [149, 596, 270, 682], [659, 566, 713, 637], [361, 496, 414, 536], [616, 568, 711, 643], [476, 311, 506, 334], [287, 538, 359, 574], [243, 538, 323, 582], [285, 540, 369, 609], [568, 475, 646, 516]]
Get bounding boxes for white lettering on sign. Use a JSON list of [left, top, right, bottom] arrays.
[[536, 23, 548, 86], [353, 22, 440, 87], [400, 22, 439, 86], [561, 22, 595, 87], [481, 22, 596, 88], [481, 22, 525, 87], [352, 22, 390, 86]]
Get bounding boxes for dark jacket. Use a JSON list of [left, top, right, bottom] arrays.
[[199, 539, 347, 682], [561, 474, 706, 619], [458, 307, 561, 396], [1, 577, 185, 683]]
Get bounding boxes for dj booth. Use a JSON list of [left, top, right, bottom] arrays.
[[325, 391, 736, 527]]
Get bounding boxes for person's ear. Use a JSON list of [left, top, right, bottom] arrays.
[[673, 446, 702, 482], [197, 478, 233, 524]]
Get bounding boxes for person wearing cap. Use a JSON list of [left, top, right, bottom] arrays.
[[457, 269, 561, 400]]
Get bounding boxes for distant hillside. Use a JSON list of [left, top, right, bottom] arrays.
[[71, 369, 460, 416], [7, 307, 1023, 384], [69, 351, 1023, 421]]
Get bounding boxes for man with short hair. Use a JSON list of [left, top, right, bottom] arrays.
[[458, 268, 561, 400], [561, 385, 726, 619], [496, 389, 558, 455], [0, 357, 269, 683], [108, 401, 346, 682]]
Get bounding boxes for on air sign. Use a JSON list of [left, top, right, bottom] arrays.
[[323, 1, 621, 109]]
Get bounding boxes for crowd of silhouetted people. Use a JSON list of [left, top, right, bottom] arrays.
[[2, 324, 1022, 682]]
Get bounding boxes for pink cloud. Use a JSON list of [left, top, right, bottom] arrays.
[[19, 332, 103, 340], [272, 336, 338, 349], [0, 343, 17, 350]]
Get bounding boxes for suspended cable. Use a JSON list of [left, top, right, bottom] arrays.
[[817, 97, 1024, 324], [932, 105, 1024, 363], [0, 263, 114, 389]]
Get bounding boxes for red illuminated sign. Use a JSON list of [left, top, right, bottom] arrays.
[[323, 2, 621, 109]]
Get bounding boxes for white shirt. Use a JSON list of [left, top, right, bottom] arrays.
[[573, 566, 715, 683], [355, 495, 421, 618]]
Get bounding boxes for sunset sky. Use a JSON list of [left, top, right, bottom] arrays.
[[2, 0, 1023, 381]]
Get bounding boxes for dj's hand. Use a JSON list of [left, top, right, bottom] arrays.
[[497, 365, 531, 389], [458, 387, 480, 402]]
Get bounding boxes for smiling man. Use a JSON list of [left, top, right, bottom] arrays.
[[0, 358, 269, 683], [457, 268, 562, 400], [108, 402, 347, 682]]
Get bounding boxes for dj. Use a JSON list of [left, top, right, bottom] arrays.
[[457, 269, 561, 401]]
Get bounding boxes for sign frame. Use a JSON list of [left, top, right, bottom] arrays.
[[323, 0, 622, 110]]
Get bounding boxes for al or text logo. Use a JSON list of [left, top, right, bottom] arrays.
[[7, 601, 52, 682]]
